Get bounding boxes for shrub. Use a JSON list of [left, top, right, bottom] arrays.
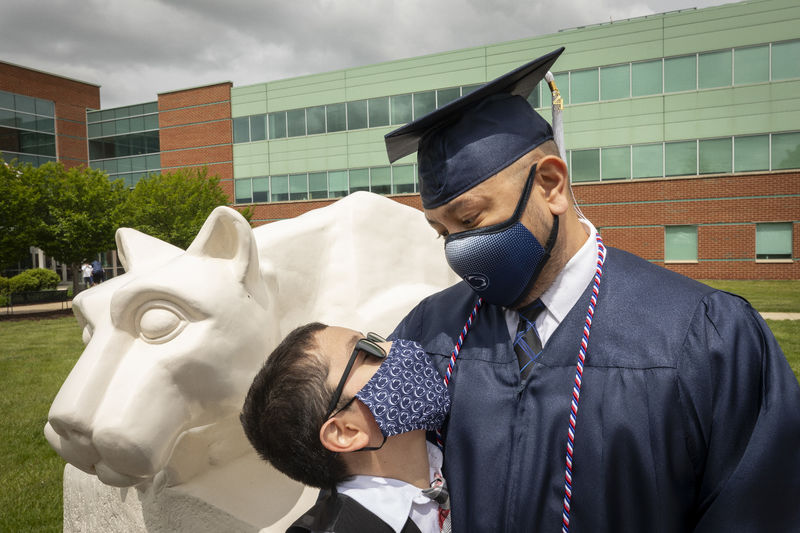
[[8, 269, 60, 293], [0, 276, 8, 295], [26, 268, 61, 290]]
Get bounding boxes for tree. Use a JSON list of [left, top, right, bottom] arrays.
[[27, 162, 126, 294], [0, 160, 38, 270], [114, 167, 251, 250]]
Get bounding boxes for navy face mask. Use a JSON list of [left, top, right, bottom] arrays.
[[444, 163, 559, 308], [355, 339, 450, 440]]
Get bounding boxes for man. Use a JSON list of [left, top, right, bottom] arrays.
[[385, 47, 800, 532], [241, 323, 452, 533]]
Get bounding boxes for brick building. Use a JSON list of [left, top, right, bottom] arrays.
[[2, 0, 799, 280]]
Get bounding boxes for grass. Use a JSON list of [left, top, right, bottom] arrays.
[[0, 316, 83, 533], [700, 280, 800, 313], [0, 283, 798, 532]]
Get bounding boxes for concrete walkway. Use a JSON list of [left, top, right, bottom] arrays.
[[761, 312, 800, 320]]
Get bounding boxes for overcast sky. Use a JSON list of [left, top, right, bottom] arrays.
[[2, 0, 738, 109]]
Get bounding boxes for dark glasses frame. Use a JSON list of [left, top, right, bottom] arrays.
[[323, 332, 387, 420]]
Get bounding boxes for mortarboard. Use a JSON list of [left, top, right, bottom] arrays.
[[385, 47, 565, 209]]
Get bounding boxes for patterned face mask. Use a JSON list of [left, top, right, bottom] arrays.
[[355, 339, 450, 438]]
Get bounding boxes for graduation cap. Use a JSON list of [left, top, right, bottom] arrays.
[[385, 47, 565, 209]]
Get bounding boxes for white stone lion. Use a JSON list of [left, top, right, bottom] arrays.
[[44, 192, 459, 532]]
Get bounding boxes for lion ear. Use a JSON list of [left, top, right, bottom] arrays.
[[116, 228, 183, 273], [186, 206, 261, 288]]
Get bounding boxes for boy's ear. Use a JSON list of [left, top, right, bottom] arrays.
[[319, 415, 370, 453]]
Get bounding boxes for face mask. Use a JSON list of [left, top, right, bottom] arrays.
[[355, 339, 450, 439], [444, 163, 559, 308]]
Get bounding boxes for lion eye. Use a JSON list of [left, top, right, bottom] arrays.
[[136, 303, 187, 344]]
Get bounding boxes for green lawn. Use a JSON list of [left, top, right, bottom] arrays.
[[1, 286, 798, 532]]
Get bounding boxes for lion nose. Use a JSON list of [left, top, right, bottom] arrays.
[[48, 415, 93, 446]]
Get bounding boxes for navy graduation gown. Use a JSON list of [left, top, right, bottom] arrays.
[[391, 247, 800, 532]]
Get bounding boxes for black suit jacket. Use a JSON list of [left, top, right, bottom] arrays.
[[287, 489, 422, 533]]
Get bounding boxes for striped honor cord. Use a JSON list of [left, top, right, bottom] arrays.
[[561, 234, 606, 532], [436, 296, 484, 450]]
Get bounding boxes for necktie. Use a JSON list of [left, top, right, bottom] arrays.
[[514, 299, 545, 380], [422, 474, 451, 533]]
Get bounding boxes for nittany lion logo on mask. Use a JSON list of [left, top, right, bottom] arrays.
[[464, 273, 490, 291]]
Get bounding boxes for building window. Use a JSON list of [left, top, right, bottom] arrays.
[[329, 170, 348, 198], [756, 223, 793, 260], [554, 73, 570, 104], [734, 45, 769, 85], [392, 165, 416, 193], [571, 68, 599, 104], [772, 40, 800, 80], [734, 135, 769, 172], [437, 88, 460, 108], [632, 144, 663, 178], [287, 109, 306, 137], [306, 106, 326, 135], [233, 116, 250, 143], [270, 175, 289, 202], [349, 168, 369, 193], [698, 50, 732, 89], [347, 100, 367, 130], [289, 173, 308, 200], [269, 112, 287, 139], [370, 166, 391, 194], [631, 59, 662, 97], [326, 103, 346, 132], [665, 225, 698, 262], [570, 149, 599, 182], [391, 94, 412, 125], [698, 137, 732, 174], [601, 146, 630, 180], [664, 55, 697, 92], [235, 179, 252, 204], [413, 91, 436, 119], [771, 132, 800, 170], [600, 64, 630, 101], [252, 177, 269, 203], [665, 141, 697, 176], [368, 97, 390, 128], [527, 83, 540, 108]]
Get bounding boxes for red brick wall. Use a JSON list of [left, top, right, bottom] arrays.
[[0, 61, 99, 167], [245, 173, 799, 280], [157, 83, 233, 181]]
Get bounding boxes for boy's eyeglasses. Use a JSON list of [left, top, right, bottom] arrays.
[[323, 332, 387, 420]]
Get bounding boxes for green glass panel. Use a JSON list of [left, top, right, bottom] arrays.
[[87, 123, 101, 138], [699, 138, 732, 174], [309, 172, 328, 199], [370, 166, 391, 195], [664, 55, 696, 92], [413, 91, 435, 119], [665, 225, 697, 261], [233, 117, 249, 143], [131, 155, 147, 171], [601, 146, 630, 180], [37, 117, 55, 133], [734, 45, 769, 85], [571, 69, 598, 104], [101, 120, 115, 136], [0, 90, 14, 110], [600, 64, 629, 101], [699, 50, 731, 89], [527, 82, 541, 109], [461, 84, 482, 95], [326, 103, 346, 132], [437, 87, 460, 108], [116, 118, 131, 134], [553, 73, 570, 104], [35, 98, 54, 117], [252, 177, 269, 203], [772, 40, 800, 80], [392, 165, 415, 193], [143, 102, 158, 114], [329, 170, 348, 198], [14, 94, 35, 113], [287, 109, 306, 137], [307, 106, 326, 135], [772, 132, 800, 170], [129, 116, 145, 131], [235, 179, 252, 204], [270, 175, 289, 202], [734, 135, 769, 172], [571, 149, 599, 182], [117, 158, 132, 172], [632, 144, 662, 178], [250, 114, 267, 141], [269, 112, 287, 139], [349, 168, 369, 192], [665, 141, 697, 176], [756, 222, 792, 258], [368, 97, 390, 128], [289, 173, 308, 200], [391, 94, 412, 125], [146, 154, 160, 169], [347, 100, 367, 130], [100, 109, 115, 121], [144, 114, 158, 130]]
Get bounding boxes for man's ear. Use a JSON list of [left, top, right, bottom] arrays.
[[319, 415, 371, 453], [535, 155, 570, 216]]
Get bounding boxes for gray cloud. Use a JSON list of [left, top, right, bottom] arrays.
[[1, 0, 733, 108]]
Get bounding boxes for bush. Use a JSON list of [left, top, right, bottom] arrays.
[[8, 269, 60, 293], [0, 276, 8, 295]]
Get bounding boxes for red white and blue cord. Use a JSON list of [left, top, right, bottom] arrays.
[[561, 233, 606, 533]]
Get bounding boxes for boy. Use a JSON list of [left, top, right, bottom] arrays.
[[241, 323, 451, 533]]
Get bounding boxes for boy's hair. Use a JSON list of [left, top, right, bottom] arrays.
[[240, 322, 348, 489]]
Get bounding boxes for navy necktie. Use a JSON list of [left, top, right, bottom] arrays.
[[514, 299, 545, 380]]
